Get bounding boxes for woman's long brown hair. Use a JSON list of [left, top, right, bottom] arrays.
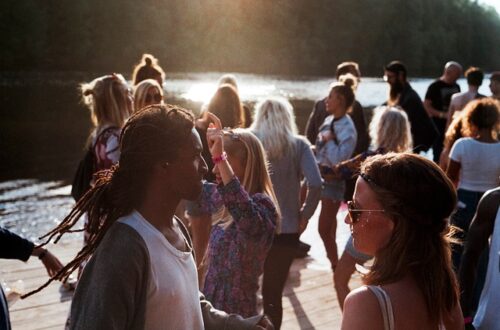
[[22, 104, 195, 298], [360, 153, 459, 325]]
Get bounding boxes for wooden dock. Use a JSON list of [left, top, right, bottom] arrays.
[[0, 207, 363, 329]]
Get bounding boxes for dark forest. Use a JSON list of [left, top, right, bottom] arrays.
[[1, 0, 499, 76]]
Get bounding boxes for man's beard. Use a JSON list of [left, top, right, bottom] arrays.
[[389, 81, 404, 103]]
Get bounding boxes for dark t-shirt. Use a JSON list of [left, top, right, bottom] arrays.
[[425, 80, 460, 113]]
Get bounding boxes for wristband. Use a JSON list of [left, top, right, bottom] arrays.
[[464, 316, 473, 324], [212, 152, 227, 164], [38, 249, 48, 260]]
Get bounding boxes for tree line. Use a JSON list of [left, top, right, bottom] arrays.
[[1, 0, 499, 77]]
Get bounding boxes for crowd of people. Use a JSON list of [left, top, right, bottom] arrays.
[[2, 54, 499, 330]]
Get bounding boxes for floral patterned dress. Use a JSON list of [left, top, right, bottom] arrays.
[[200, 177, 277, 317]]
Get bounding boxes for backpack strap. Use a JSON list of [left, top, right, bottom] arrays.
[[93, 126, 120, 153], [367, 285, 395, 330]]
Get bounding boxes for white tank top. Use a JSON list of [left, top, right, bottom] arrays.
[[119, 211, 204, 330], [473, 207, 500, 330]]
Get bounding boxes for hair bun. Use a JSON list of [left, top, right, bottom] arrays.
[[344, 78, 354, 87], [338, 73, 358, 91], [145, 56, 153, 66]]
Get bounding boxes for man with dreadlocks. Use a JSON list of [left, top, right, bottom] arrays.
[[25, 105, 273, 329]]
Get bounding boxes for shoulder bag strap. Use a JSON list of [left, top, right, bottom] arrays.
[[367, 285, 395, 330]]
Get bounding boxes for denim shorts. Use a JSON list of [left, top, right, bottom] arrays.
[[344, 235, 372, 263], [321, 180, 345, 201]]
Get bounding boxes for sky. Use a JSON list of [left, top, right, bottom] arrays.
[[479, 0, 500, 15]]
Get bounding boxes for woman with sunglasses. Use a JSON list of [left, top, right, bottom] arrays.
[[196, 112, 279, 318], [341, 153, 462, 330], [326, 106, 412, 308], [133, 79, 164, 113]]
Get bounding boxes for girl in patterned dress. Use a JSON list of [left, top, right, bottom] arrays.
[[199, 112, 280, 317]]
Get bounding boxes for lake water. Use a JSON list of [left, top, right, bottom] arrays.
[[164, 72, 492, 106], [0, 72, 494, 241]]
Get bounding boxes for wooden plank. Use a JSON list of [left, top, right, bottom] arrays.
[[0, 205, 362, 329]]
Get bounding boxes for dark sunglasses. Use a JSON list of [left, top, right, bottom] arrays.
[[145, 92, 163, 103], [347, 200, 385, 223]]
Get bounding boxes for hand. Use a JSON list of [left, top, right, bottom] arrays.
[[319, 165, 336, 182], [33, 247, 64, 277], [205, 112, 224, 158], [256, 315, 274, 330]]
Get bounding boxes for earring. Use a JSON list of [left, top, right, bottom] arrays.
[[162, 162, 169, 168]]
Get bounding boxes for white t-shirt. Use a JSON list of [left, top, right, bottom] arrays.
[[449, 138, 500, 192], [119, 211, 204, 330]]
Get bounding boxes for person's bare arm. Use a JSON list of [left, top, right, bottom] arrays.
[[446, 159, 461, 188], [424, 99, 445, 118], [341, 287, 385, 330], [32, 246, 63, 278], [458, 189, 499, 318]]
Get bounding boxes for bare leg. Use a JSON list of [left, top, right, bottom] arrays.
[[318, 198, 341, 270]]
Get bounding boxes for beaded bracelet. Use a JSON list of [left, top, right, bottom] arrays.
[[38, 249, 48, 260], [463, 316, 473, 324], [212, 152, 227, 164]]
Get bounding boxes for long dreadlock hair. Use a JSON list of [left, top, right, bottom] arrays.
[[23, 104, 195, 298]]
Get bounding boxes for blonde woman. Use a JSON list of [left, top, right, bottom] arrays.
[[80, 73, 132, 183], [197, 113, 279, 317], [78, 73, 132, 270], [188, 83, 244, 277], [250, 98, 321, 329], [133, 79, 164, 113]]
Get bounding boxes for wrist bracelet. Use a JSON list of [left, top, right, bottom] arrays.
[[464, 316, 473, 324], [212, 152, 227, 164], [38, 249, 48, 260]]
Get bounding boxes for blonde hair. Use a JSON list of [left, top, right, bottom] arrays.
[[329, 76, 356, 113], [369, 106, 413, 153], [250, 98, 298, 160], [133, 79, 164, 113], [80, 73, 132, 128], [215, 129, 281, 232]]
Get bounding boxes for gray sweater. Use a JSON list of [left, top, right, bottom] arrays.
[[265, 136, 322, 233], [70, 221, 263, 330]]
